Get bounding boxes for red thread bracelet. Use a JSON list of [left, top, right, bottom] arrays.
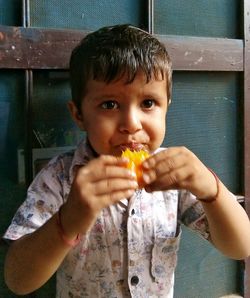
[[197, 168, 220, 203], [57, 206, 81, 247]]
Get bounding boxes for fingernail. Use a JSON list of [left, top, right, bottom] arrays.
[[142, 161, 149, 169], [121, 157, 129, 162], [132, 181, 139, 188], [142, 173, 151, 184], [126, 189, 134, 198], [128, 170, 136, 178]]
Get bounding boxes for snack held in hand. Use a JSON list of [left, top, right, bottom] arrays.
[[121, 148, 150, 186]]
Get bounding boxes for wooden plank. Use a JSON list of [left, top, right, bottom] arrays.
[[158, 34, 243, 71], [0, 25, 244, 71], [244, 1, 250, 297], [0, 26, 87, 69]]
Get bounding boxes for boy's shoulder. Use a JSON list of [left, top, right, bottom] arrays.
[[45, 147, 76, 169], [40, 139, 93, 176], [47, 139, 89, 166]]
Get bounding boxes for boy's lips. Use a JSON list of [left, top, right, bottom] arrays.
[[118, 143, 145, 152]]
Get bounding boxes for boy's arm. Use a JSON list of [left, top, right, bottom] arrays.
[[5, 155, 138, 295], [4, 211, 76, 295], [142, 147, 250, 260], [199, 180, 250, 260]]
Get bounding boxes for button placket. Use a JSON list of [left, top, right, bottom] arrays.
[[127, 190, 142, 291]]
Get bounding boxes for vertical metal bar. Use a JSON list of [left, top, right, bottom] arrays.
[[23, 0, 33, 185], [22, 0, 30, 27], [22, 9, 37, 298], [148, 0, 154, 34], [22, 0, 26, 26], [244, 1, 250, 297], [24, 70, 33, 186]]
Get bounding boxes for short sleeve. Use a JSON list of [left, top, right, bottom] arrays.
[[178, 190, 210, 241], [3, 156, 67, 241]]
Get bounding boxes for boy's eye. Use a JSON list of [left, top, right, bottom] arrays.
[[101, 101, 118, 109], [141, 99, 155, 109]]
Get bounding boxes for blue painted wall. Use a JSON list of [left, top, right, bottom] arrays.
[[0, 1, 243, 297]]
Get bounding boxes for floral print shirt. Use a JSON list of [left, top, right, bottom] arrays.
[[4, 139, 211, 298]]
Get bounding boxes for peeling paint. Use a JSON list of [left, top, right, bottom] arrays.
[[213, 97, 234, 104], [194, 57, 203, 65]]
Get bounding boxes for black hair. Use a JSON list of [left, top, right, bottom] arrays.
[[70, 24, 172, 110]]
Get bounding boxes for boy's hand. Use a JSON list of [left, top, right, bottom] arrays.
[[142, 147, 217, 199], [61, 155, 138, 237]]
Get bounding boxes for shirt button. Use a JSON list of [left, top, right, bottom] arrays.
[[131, 209, 135, 215], [131, 275, 139, 285]]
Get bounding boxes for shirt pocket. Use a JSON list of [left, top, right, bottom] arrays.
[[151, 229, 182, 285]]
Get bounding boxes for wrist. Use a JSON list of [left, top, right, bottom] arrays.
[[197, 168, 220, 203], [56, 205, 81, 247]]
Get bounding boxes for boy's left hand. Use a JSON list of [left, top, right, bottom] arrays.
[[142, 147, 217, 200]]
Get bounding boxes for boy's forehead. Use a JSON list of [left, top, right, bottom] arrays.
[[87, 70, 167, 88], [84, 74, 168, 100], [87, 75, 166, 89]]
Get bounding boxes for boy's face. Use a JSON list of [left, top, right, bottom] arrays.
[[69, 72, 168, 156]]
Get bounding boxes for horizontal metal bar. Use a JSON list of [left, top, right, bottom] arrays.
[[0, 26, 244, 71]]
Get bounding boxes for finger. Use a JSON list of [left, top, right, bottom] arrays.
[[145, 165, 192, 192], [93, 178, 138, 195], [100, 165, 137, 181], [142, 147, 195, 184], [77, 162, 136, 182], [78, 155, 130, 175], [101, 189, 136, 205], [96, 155, 131, 166], [142, 156, 186, 185], [142, 147, 190, 170]]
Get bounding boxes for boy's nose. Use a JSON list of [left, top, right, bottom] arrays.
[[119, 109, 142, 134]]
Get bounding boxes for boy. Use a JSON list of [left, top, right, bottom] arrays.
[[4, 24, 250, 297]]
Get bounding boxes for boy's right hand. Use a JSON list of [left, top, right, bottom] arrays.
[[60, 155, 138, 239]]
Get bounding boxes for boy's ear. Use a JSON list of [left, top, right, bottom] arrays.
[[67, 100, 85, 130]]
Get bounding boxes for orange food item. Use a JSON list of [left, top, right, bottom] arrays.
[[121, 148, 150, 186]]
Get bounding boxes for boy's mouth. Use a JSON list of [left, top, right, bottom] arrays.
[[119, 142, 145, 152]]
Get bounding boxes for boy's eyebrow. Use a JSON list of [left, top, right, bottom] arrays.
[[88, 88, 168, 99], [92, 93, 119, 100], [143, 91, 166, 98], [91, 90, 166, 97]]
